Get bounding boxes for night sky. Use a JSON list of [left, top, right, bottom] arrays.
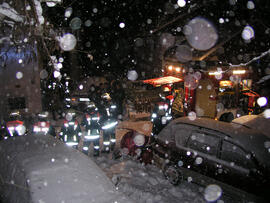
[[42, 0, 270, 79]]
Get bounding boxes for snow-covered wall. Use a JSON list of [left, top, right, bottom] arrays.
[[0, 134, 133, 203]]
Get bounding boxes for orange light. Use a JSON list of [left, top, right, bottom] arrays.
[[176, 67, 181, 72], [219, 80, 233, 87], [168, 65, 173, 71], [71, 98, 76, 101]]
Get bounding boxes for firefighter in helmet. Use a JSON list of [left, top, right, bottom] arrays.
[[59, 109, 82, 148], [100, 93, 118, 152], [81, 102, 101, 156]]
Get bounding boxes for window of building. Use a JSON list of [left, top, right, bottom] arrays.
[[8, 97, 26, 110]]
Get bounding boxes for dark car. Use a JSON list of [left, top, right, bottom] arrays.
[[151, 117, 270, 202]]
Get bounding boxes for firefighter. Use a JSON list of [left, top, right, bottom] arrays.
[[151, 94, 172, 136], [59, 110, 82, 148], [81, 102, 101, 156], [100, 93, 118, 152]]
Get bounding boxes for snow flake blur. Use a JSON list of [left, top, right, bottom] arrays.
[[242, 26, 255, 41], [65, 7, 73, 18], [127, 70, 138, 81], [247, 1, 255, 9], [184, 17, 218, 51], [175, 45, 192, 62], [70, 17, 82, 30], [257, 97, 267, 107], [204, 184, 222, 202], [16, 71, 23, 79], [119, 22, 125, 28], [58, 33, 77, 51], [177, 0, 186, 7]]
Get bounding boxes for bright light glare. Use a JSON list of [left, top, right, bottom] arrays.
[[209, 71, 222, 76], [177, 0, 186, 7], [54, 71, 61, 78], [257, 97, 268, 107], [263, 109, 270, 118], [119, 22, 125, 28], [242, 26, 254, 40], [233, 70, 246, 75], [168, 65, 173, 70], [57, 63, 63, 69]]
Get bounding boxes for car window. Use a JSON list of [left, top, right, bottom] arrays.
[[187, 131, 219, 156], [220, 141, 255, 169], [173, 124, 193, 147]]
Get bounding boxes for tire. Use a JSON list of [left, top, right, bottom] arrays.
[[163, 165, 182, 185]]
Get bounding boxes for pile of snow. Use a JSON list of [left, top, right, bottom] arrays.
[[0, 134, 133, 203], [94, 156, 206, 203]]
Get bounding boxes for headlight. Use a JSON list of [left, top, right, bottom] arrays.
[[152, 113, 157, 118], [102, 121, 118, 130], [16, 125, 26, 135], [42, 127, 49, 132], [33, 126, 40, 132], [66, 142, 78, 146], [8, 127, 15, 131], [133, 133, 145, 146], [83, 146, 89, 151]]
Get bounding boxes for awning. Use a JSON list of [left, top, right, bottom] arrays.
[[241, 90, 260, 97], [143, 76, 183, 86]]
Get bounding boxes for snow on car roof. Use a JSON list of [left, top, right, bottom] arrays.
[[0, 134, 133, 203], [232, 114, 270, 138]]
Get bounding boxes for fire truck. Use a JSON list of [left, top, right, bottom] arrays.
[[143, 61, 259, 122]]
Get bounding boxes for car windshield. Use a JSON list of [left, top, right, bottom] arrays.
[[0, 1, 270, 203]]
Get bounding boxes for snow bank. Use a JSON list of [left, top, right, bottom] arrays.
[[94, 156, 206, 203], [0, 134, 133, 203]]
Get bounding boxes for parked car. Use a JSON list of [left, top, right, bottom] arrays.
[[0, 134, 133, 203], [232, 113, 270, 138], [151, 117, 270, 202]]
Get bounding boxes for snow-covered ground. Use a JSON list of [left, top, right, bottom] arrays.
[[53, 116, 257, 203], [93, 153, 242, 203]]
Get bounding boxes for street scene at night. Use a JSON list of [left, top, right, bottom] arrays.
[[0, 0, 270, 202]]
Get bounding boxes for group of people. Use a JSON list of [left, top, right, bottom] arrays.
[[60, 80, 126, 156]]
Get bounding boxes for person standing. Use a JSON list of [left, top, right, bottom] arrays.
[[172, 88, 185, 119]]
